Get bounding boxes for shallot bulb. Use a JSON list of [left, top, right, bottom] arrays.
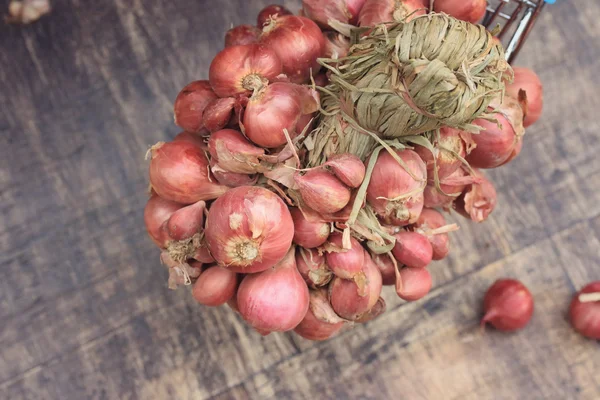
[[397, 267, 432, 301], [506, 67, 543, 127], [148, 140, 229, 204], [208, 129, 264, 174], [294, 170, 352, 215], [359, 0, 426, 26], [173, 80, 218, 133], [432, 0, 487, 23], [208, 44, 283, 98], [366, 149, 427, 226], [192, 266, 238, 306], [294, 288, 346, 341], [173, 131, 208, 148], [392, 231, 433, 269], [467, 96, 525, 169], [322, 31, 351, 59], [202, 97, 237, 133], [329, 252, 382, 320], [569, 282, 600, 340], [290, 207, 330, 249], [324, 153, 366, 188], [204, 186, 294, 273], [455, 169, 497, 223], [481, 279, 534, 331], [414, 209, 450, 261], [260, 15, 325, 83], [237, 248, 310, 332], [302, 0, 368, 27], [257, 4, 292, 27], [144, 194, 183, 247], [244, 82, 319, 148], [225, 25, 260, 47], [355, 297, 386, 323], [296, 247, 333, 288], [414, 127, 467, 181], [325, 233, 366, 283], [371, 253, 397, 286]]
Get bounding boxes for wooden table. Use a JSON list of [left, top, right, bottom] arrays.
[[1, 1, 598, 399]]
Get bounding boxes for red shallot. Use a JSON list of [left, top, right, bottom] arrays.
[[208, 129, 264, 174], [257, 4, 292, 27], [325, 233, 366, 283], [148, 140, 229, 204], [371, 253, 397, 286], [144, 194, 183, 247], [569, 281, 600, 340], [366, 148, 426, 226], [202, 97, 237, 133], [506, 67, 543, 127], [359, 0, 426, 27], [237, 248, 310, 332], [209, 159, 258, 187], [397, 267, 432, 301], [290, 207, 330, 249], [324, 153, 366, 188], [243, 82, 319, 148], [414, 208, 450, 261], [302, 0, 367, 27], [414, 127, 467, 181], [392, 231, 433, 269], [192, 266, 238, 306], [260, 15, 325, 83], [432, 0, 487, 23], [208, 44, 283, 98], [225, 25, 260, 47], [294, 169, 352, 215], [204, 186, 294, 273], [173, 81, 218, 133], [481, 279, 534, 331], [322, 31, 351, 59], [455, 169, 497, 223]]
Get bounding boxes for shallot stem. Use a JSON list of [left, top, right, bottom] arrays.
[[579, 292, 600, 303]]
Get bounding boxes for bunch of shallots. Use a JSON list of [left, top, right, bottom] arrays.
[[143, 1, 544, 341]]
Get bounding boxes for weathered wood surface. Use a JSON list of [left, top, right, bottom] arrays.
[[0, 0, 599, 399]]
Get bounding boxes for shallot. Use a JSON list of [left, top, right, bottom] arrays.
[[208, 129, 264, 174], [322, 31, 351, 59], [296, 247, 333, 288], [325, 233, 366, 282], [506, 67, 543, 127], [294, 288, 346, 340], [257, 4, 292, 27], [192, 266, 238, 306], [324, 153, 366, 188], [173, 81, 218, 133], [225, 25, 260, 47], [148, 140, 229, 204], [237, 248, 310, 332], [359, 0, 426, 27], [414, 208, 450, 261], [302, 0, 367, 27], [397, 267, 432, 301], [294, 169, 352, 214], [481, 279, 534, 331], [290, 207, 330, 249], [392, 231, 433, 269], [455, 169, 497, 223], [204, 186, 294, 273], [569, 281, 600, 340], [432, 0, 487, 23]]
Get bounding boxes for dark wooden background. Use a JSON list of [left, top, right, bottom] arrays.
[[1, 0, 599, 399]]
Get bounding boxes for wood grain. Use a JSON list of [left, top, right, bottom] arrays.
[[0, 0, 598, 399]]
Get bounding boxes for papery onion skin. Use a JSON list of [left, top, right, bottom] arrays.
[[192, 266, 238, 306], [173, 81, 218, 133], [205, 186, 294, 273], [355, 296, 386, 323], [294, 288, 346, 340], [414, 209, 450, 261], [414, 127, 466, 181], [366, 149, 427, 226], [481, 279, 534, 331], [303, 0, 368, 28], [290, 207, 330, 249], [423, 167, 471, 209], [359, 0, 426, 27], [209, 159, 258, 188], [432, 0, 487, 23], [208, 129, 264, 174], [455, 169, 497, 223], [209, 44, 283, 98], [569, 281, 600, 340], [294, 169, 352, 215], [237, 248, 310, 332], [371, 253, 397, 286], [225, 24, 260, 47], [148, 140, 229, 204], [244, 82, 319, 148], [144, 194, 183, 247], [296, 247, 333, 288], [392, 231, 433, 269], [322, 31, 351, 59], [329, 252, 382, 320], [173, 131, 208, 148], [257, 4, 292, 27], [260, 15, 325, 84], [397, 267, 432, 301], [506, 67, 543, 127]]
